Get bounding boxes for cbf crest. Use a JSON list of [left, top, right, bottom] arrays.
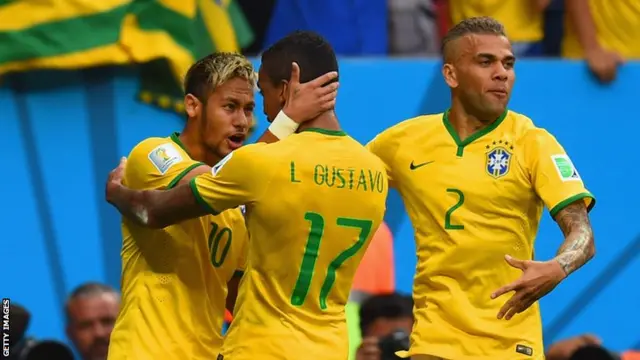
[[485, 140, 513, 179]]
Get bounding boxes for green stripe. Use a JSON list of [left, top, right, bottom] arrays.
[[167, 162, 205, 189], [0, 4, 129, 64], [132, 0, 202, 59], [549, 192, 595, 218], [228, 0, 254, 49], [189, 178, 219, 215]]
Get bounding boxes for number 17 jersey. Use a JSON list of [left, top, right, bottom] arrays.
[[191, 128, 389, 360]]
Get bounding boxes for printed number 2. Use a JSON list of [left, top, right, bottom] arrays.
[[208, 222, 232, 267], [290, 212, 373, 310], [444, 188, 464, 230]]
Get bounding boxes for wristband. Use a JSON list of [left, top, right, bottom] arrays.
[[268, 110, 299, 139]]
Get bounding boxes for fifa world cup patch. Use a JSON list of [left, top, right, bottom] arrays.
[[148, 143, 183, 174], [212, 152, 234, 175], [551, 154, 581, 182]]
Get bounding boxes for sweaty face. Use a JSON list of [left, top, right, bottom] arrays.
[[66, 294, 119, 360], [257, 65, 284, 122], [447, 34, 515, 120], [201, 77, 254, 158]]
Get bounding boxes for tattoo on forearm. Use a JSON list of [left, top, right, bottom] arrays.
[[554, 202, 595, 276]]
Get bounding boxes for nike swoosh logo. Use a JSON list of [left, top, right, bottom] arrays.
[[410, 161, 434, 170]]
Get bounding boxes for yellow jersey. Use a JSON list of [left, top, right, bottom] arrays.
[[448, 0, 543, 43], [367, 111, 595, 360], [563, 0, 640, 58], [190, 128, 389, 360], [108, 133, 248, 360]]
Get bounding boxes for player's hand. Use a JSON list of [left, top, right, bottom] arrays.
[[282, 62, 339, 123], [585, 47, 624, 83], [105, 157, 127, 206], [491, 255, 566, 320], [545, 334, 601, 360], [355, 337, 381, 360]]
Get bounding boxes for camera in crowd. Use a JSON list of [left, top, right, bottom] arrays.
[[378, 329, 411, 360], [7, 303, 74, 360]]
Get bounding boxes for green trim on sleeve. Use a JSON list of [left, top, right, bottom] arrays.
[[189, 178, 219, 215], [549, 192, 595, 218], [232, 270, 245, 278], [167, 162, 205, 189]]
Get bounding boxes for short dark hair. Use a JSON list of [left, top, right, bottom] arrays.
[[184, 52, 255, 102], [261, 30, 338, 86], [441, 17, 506, 60], [359, 293, 413, 336], [65, 282, 119, 322]]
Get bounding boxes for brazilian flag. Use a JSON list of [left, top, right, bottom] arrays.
[[0, 0, 254, 113]]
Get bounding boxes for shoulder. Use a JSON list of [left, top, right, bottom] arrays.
[[375, 113, 443, 141], [504, 111, 555, 145], [368, 113, 443, 156], [212, 142, 270, 176], [128, 137, 186, 168]]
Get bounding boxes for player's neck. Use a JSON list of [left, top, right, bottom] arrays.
[[448, 101, 502, 142], [178, 129, 221, 166], [297, 110, 341, 133]]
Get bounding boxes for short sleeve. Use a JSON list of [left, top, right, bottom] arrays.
[[366, 132, 397, 186], [189, 143, 272, 215], [125, 139, 205, 190], [523, 128, 595, 217]]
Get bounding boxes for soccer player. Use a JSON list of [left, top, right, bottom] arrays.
[[107, 52, 338, 360], [105, 31, 388, 360], [256, 19, 597, 360], [365, 18, 596, 359]]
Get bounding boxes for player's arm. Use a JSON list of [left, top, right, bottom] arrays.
[[226, 274, 242, 313], [256, 62, 338, 144], [365, 132, 397, 189], [552, 202, 595, 276], [107, 146, 269, 228], [524, 129, 596, 275]]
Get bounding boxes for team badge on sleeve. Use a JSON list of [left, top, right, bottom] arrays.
[[486, 147, 512, 178], [551, 154, 581, 181], [148, 143, 183, 174], [212, 152, 234, 175]]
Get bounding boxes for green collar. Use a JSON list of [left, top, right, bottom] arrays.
[[443, 109, 507, 156], [300, 128, 347, 136], [170, 132, 192, 157]]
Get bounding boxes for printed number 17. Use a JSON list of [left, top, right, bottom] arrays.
[[290, 212, 373, 310]]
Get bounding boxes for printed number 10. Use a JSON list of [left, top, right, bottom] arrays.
[[290, 212, 373, 310]]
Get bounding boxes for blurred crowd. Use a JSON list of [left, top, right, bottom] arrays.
[[239, 0, 638, 83]]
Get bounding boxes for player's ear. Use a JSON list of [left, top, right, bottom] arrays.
[[184, 94, 201, 118], [442, 63, 459, 89], [279, 79, 288, 104]]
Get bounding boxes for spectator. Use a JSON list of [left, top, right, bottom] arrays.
[[355, 293, 413, 360], [447, 0, 550, 56], [388, 0, 441, 56], [65, 282, 120, 360], [563, 0, 640, 83]]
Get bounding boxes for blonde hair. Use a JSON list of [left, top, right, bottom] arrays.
[[184, 52, 257, 102]]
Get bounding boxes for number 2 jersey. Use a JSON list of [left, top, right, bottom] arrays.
[[190, 128, 389, 360], [367, 111, 595, 360], [108, 133, 248, 360]]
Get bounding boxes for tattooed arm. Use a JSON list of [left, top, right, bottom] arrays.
[[552, 201, 595, 276]]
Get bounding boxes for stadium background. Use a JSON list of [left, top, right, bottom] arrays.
[[2, 0, 640, 358]]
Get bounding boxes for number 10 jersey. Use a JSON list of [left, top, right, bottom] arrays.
[[367, 111, 594, 360], [191, 128, 389, 360]]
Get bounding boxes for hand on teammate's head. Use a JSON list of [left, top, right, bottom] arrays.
[[282, 62, 339, 123]]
